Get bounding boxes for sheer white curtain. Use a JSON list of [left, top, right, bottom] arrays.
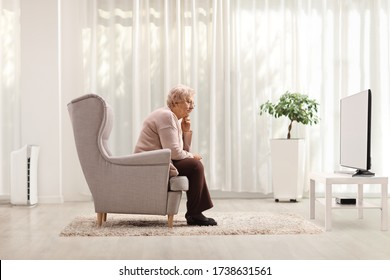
[[0, 0, 20, 196], [81, 0, 390, 194]]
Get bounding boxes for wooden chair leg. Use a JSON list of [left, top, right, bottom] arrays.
[[97, 213, 104, 227], [103, 213, 107, 222], [167, 214, 174, 228]]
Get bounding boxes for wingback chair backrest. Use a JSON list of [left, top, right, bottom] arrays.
[[67, 94, 113, 197]]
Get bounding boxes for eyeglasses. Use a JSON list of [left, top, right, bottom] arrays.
[[185, 100, 195, 108], [177, 100, 195, 108]]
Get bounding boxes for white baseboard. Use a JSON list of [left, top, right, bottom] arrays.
[[0, 194, 64, 204], [62, 193, 93, 202], [37, 195, 64, 204], [210, 190, 273, 199], [0, 194, 10, 205]]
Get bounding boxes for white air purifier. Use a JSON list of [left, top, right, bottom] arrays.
[[10, 145, 40, 206]]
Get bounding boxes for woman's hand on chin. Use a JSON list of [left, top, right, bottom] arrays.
[[181, 116, 191, 132]]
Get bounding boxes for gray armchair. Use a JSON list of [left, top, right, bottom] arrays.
[[67, 94, 188, 227]]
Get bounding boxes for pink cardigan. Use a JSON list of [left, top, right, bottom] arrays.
[[134, 107, 193, 176]]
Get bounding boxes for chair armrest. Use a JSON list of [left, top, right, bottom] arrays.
[[106, 149, 171, 166], [169, 176, 189, 191]]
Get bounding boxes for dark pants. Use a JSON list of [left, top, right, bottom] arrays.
[[172, 158, 213, 215]]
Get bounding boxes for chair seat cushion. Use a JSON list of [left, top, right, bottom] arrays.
[[169, 176, 189, 191]]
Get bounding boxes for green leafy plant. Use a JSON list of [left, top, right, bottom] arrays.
[[259, 91, 320, 139]]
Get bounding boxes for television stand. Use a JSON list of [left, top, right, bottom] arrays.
[[309, 172, 388, 231]]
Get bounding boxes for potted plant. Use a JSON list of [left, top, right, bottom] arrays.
[[259, 91, 319, 202]]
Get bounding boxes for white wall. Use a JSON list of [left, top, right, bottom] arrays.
[[20, 0, 63, 203]]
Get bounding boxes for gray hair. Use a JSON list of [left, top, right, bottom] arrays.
[[166, 84, 195, 109]]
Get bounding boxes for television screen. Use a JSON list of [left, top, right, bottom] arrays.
[[339, 89, 374, 176]]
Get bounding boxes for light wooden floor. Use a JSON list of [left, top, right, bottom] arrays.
[[1, 198, 390, 260]]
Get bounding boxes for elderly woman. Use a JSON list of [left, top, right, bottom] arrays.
[[134, 84, 216, 226]]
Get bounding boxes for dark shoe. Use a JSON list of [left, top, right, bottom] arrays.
[[185, 213, 217, 226]]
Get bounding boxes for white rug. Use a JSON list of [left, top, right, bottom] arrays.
[[60, 212, 323, 237]]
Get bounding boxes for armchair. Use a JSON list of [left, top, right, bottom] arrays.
[[67, 94, 188, 228]]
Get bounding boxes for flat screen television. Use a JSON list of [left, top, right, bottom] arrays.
[[339, 89, 374, 176]]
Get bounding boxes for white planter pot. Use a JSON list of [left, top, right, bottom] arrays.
[[270, 139, 305, 202]]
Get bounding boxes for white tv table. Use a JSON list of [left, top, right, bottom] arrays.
[[309, 172, 388, 231]]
